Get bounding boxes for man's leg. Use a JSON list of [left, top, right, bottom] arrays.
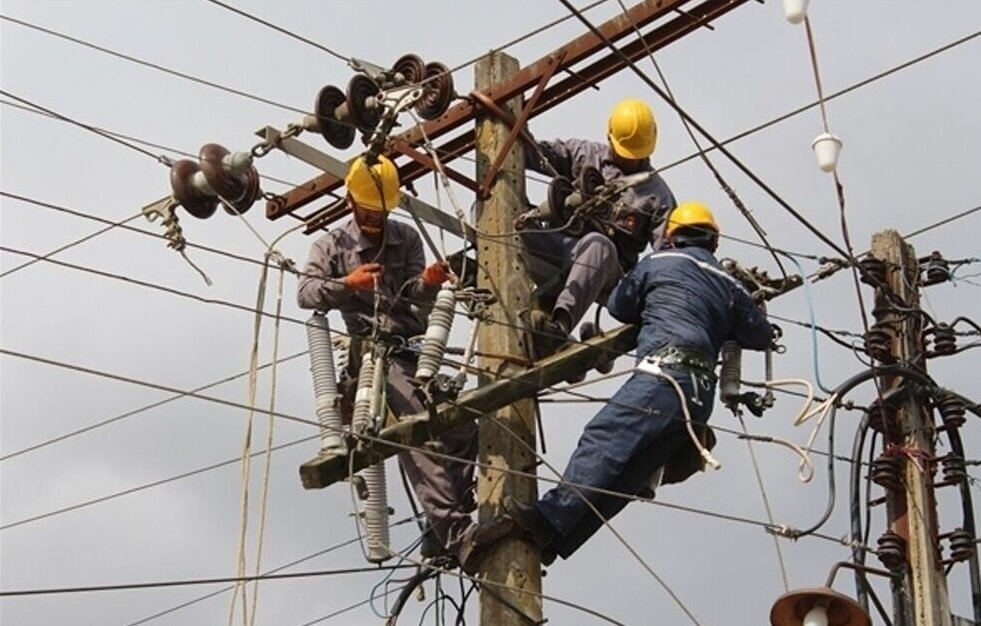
[[552, 232, 620, 331], [386, 357, 477, 553]]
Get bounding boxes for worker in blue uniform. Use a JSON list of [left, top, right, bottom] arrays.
[[520, 98, 677, 358], [504, 201, 774, 562]]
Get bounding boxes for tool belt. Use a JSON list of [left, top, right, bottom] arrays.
[[648, 346, 717, 383]]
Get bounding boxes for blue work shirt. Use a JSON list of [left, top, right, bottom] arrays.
[[606, 246, 772, 361]]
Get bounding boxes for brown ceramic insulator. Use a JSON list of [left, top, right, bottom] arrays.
[[170, 159, 218, 219], [315, 84, 355, 149], [415, 61, 454, 121], [876, 531, 907, 571], [858, 256, 886, 286], [931, 324, 957, 355], [577, 165, 604, 197], [870, 455, 903, 492], [547, 176, 578, 231], [392, 53, 425, 85], [221, 166, 261, 215], [346, 74, 382, 131], [199, 143, 243, 200], [948, 529, 975, 563], [938, 394, 966, 430], [864, 326, 894, 363], [940, 454, 967, 485], [769, 587, 871, 626], [923, 251, 950, 285]]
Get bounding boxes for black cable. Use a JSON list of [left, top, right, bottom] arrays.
[[203, 0, 350, 62], [556, 0, 855, 263], [849, 411, 872, 611], [0, 564, 415, 597], [659, 31, 981, 175], [0, 14, 310, 116], [791, 364, 937, 539], [946, 427, 981, 623]]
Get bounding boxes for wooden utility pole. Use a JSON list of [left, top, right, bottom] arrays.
[[474, 51, 543, 625], [872, 229, 953, 626]]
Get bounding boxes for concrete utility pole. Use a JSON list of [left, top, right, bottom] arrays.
[[871, 229, 953, 626], [474, 51, 543, 625]]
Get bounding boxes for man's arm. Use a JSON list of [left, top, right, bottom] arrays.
[[297, 236, 353, 311], [730, 288, 772, 351], [605, 261, 647, 324]]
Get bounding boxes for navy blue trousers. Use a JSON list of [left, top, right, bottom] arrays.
[[537, 368, 715, 559]]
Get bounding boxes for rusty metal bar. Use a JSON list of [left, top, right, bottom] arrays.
[[294, 0, 750, 233], [389, 138, 480, 193], [476, 52, 564, 199], [268, 0, 692, 221]]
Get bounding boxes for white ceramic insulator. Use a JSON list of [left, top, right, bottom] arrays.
[[361, 461, 392, 563], [352, 356, 375, 435], [191, 170, 215, 196], [305, 314, 346, 453], [415, 288, 456, 381], [224, 151, 253, 177], [719, 340, 742, 407]]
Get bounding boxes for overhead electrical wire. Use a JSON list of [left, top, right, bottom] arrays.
[[0, 14, 311, 117], [0, 565, 416, 597]]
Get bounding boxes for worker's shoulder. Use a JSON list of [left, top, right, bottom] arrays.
[[639, 248, 727, 277]]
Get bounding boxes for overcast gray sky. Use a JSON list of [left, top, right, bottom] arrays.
[[2, 1, 980, 625]]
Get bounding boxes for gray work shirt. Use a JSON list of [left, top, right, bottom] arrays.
[[528, 138, 677, 266], [297, 218, 439, 338]]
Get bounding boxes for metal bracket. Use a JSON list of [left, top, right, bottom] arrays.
[[142, 196, 185, 250]]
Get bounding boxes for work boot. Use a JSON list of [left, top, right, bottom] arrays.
[[580, 321, 614, 374], [456, 517, 515, 576], [503, 495, 555, 549], [530, 310, 570, 359], [419, 528, 448, 560]]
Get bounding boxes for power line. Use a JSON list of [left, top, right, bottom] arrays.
[[0, 565, 415, 597], [0, 14, 310, 116], [203, 0, 350, 63], [0, 351, 309, 462], [658, 29, 981, 174], [0, 98, 304, 189], [555, 0, 853, 264], [905, 204, 981, 240]]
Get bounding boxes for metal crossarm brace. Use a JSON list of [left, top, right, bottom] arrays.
[[476, 51, 564, 199], [268, 0, 751, 231], [298, 324, 638, 489]]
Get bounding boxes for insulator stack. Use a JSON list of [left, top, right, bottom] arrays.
[[870, 455, 903, 492], [719, 341, 742, 410], [946, 528, 976, 563], [866, 399, 892, 434], [415, 288, 456, 382], [859, 256, 886, 286], [865, 324, 895, 363], [929, 323, 957, 356], [351, 356, 376, 436], [921, 251, 950, 285], [876, 530, 907, 570], [415, 61, 454, 121], [305, 313, 346, 454], [939, 454, 967, 486], [937, 394, 967, 430], [361, 461, 392, 563], [169, 143, 261, 218]]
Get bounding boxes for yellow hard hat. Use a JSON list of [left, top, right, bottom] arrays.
[[607, 99, 657, 159], [345, 155, 401, 211], [665, 201, 720, 238]]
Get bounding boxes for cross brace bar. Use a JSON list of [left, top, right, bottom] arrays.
[[265, 0, 750, 234], [299, 324, 638, 489]]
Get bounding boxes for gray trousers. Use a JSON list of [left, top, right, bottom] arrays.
[[387, 355, 477, 552], [520, 231, 621, 329]]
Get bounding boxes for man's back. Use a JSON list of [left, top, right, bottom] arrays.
[[606, 246, 772, 360]]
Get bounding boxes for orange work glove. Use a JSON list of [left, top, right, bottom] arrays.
[[421, 262, 449, 286], [343, 263, 382, 291]]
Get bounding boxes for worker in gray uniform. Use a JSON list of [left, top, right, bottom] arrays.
[[504, 202, 774, 563], [297, 155, 507, 571], [520, 98, 677, 358]]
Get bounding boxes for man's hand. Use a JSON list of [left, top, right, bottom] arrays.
[[421, 261, 450, 286], [343, 263, 382, 291]]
